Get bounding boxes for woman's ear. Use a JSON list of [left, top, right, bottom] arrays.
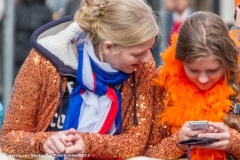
[[103, 41, 114, 57]]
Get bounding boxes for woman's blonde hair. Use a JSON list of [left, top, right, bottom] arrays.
[[74, 0, 159, 48], [176, 11, 240, 159]]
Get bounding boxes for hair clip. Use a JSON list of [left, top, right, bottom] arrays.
[[233, 103, 240, 115]]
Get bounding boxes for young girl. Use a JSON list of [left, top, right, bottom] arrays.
[[0, 0, 159, 160], [145, 11, 240, 160]]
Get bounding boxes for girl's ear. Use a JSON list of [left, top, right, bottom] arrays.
[[103, 41, 114, 57]]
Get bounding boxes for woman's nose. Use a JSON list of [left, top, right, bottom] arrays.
[[140, 52, 150, 63]]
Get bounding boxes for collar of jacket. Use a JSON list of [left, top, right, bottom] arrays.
[[31, 14, 79, 77]]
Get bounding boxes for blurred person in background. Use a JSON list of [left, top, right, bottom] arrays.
[[148, 0, 161, 67], [14, 0, 52, 78], [164, 0, 175, 44], [46, 0, 67, 20], [0, 0, 4, 21], [168, 0, 195, 45]]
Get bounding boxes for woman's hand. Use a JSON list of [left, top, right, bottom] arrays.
[[43, 128, 77, 155], [64, 132, 85, 160], [197, 122, 230, 150]]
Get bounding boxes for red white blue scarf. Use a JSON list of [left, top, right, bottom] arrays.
[[62, 33, 130, 134]]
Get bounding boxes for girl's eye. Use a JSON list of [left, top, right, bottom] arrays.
[[190, 70, 199, 73], [207, 69, 217, 73]]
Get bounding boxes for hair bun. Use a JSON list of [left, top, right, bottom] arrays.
[[77, 0, 106, 34], [74, 0, 159, 48]]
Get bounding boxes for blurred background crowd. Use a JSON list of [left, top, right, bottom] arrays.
[[0, 0, 236, 117]]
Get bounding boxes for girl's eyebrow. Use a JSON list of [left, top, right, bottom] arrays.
[[185, 64, 220, 71], [188, 67, 220, 72]]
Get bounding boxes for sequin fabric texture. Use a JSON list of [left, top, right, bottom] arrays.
[[0, 49, 155, 159], [143, 85, 188, 159]]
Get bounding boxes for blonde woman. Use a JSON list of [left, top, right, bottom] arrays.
[[0, 0, 159, 160]]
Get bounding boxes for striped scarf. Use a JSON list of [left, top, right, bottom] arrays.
[[63, 33, 130, 134]]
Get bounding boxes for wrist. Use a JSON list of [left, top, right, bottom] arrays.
[[174, 131, 188, 152]]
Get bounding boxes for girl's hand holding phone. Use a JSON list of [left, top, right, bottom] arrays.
[[188, 120, 218, 133], [179, 121, 210, 142], [178, 121, 219, 145], [197, 122, 230, 150]]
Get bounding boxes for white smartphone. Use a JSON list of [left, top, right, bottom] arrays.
[[188, 120, 209, 130]]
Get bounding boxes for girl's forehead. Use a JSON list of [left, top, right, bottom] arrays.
[[185, 55, 222, 68]]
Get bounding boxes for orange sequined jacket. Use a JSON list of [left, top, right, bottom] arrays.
[[144, 28, 240, 159], [0, 15, 155, 159]]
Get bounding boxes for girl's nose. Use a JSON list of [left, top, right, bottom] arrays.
[[198, 74, 209, 84]]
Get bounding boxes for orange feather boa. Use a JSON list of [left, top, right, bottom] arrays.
[[154, 34, 236, 160]]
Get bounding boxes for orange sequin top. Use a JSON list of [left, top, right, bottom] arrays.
[[0, 50, 155, 159], [144, 29, 240, 159], [0, 16, 156, 159]]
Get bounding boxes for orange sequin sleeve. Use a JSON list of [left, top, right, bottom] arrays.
[[224, 127, 240, 159], [143, 76, 187, 159], [0, 50, 61, 159]]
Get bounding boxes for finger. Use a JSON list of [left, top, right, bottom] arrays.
[[214, 129, 219, 133], [198, 130, 229, 141], [186, 130, 206, 137], [57, 131, 76, 147], [47, 132, 74, 153], [208, 122, 226, 132], [65, 141, 74, 147], [65, 144, 85, 155], [53, 138, 68, 153], [66, 133, 81, 142], [50, 134, 65, 154], [65, 139, 85, 154], [44, 139, 63, 154], [208, 126, 215, 133], [197, 140, 228, 150], [197, 132, 219, 139], [43, 143, 56, 155], [64, 128, 77, 135]]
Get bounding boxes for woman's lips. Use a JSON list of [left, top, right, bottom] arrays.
[[132, 64, 139, 67]]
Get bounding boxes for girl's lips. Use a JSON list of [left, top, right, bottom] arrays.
[[199, 82, 210, 86]]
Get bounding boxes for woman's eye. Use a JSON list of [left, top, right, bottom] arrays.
[[132, 54, 141, 57]]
